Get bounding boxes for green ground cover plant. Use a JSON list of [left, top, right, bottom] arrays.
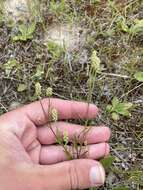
[[0, 0, 143, 189]]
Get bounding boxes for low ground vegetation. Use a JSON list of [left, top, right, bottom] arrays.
[[0, 1, 143, 189]]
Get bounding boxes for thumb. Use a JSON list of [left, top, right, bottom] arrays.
[[34, 159, 105, 190]]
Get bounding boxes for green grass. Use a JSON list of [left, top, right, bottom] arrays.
[[0, 0, 143, 189]]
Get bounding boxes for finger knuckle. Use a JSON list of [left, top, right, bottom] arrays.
[[67, 162, 79, 190]]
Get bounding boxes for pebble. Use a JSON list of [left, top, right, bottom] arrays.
[[9, 101, 22, 111], [4, 0, 29, 22], [44, 24, 86, 52]]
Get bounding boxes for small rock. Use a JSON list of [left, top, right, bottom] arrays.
[[79, 49, 88, 66], [44, 24, 86, 52], [4, 0, 29, 22], [9, 101, 22, 111], [107, 172, 117, 185]]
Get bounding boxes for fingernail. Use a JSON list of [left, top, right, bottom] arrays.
[[90, 165, 105, 186]]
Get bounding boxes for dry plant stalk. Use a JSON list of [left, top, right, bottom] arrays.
[[39, 98, 91, 160], [38, 50, 100, 160]]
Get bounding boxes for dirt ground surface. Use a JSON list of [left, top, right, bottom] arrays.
[[0, 1, 143, 190]]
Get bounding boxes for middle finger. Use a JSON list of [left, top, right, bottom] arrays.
[[37, 122, 111, 145]]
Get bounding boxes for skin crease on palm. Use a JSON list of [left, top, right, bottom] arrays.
[[0, 98, 111, 190]]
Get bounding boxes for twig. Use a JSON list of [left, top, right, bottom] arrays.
[[0, 102, 8, 112], [101, 72, 131, 79], [53, 92, 69, 100], [120, 83, 143, 99], [0, 76, 20, 81], [39, 99, 73, 160], [66, 52, 73, 72], [111, 147, 130, 168]]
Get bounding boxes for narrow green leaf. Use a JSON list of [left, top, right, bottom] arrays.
[[114, 102, 132, 116], [112, 97, 119, 107], [27, 22, 36, 35], [13, 35, 21, 42], [106, 105, 113, 113], [90, 188, 97, 190], [19, 24, 27, 35], [134, 71, 143, 82], [33, 65, 44, 80], [3, 58, 17, 75], [118, 17, 129, 33], [100, 155, 115, 170], [112, 186, 129, 190], [13, 22, 36, 42], [123, 103, 133, 109], [130, 19, 143, 34]]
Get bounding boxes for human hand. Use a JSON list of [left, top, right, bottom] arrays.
[[0, 98, 110, 190]]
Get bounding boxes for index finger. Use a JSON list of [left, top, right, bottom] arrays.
[[23, 98, 99, 126]]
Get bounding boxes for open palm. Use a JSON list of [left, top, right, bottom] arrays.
[[0, 98, 110, 190]]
